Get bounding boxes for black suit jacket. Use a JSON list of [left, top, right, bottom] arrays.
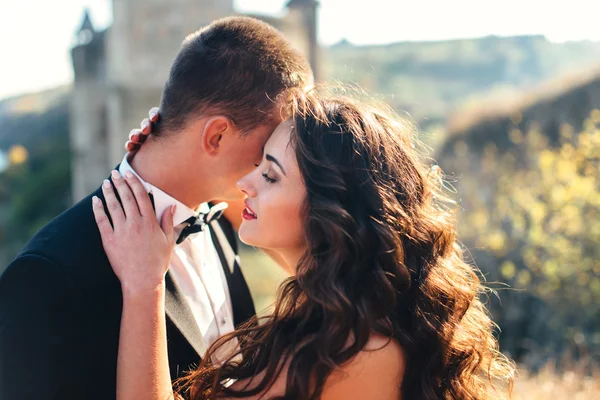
[[0, 179, 256, 400]]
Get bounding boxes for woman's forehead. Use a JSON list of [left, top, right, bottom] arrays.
[[265, 120, 294, 151]]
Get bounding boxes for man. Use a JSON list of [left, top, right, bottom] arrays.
[[0, 16, 312, 400]]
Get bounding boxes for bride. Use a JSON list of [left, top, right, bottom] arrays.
[[92, 89, 514, 399]]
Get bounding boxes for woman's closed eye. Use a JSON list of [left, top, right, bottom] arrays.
[[253, 160, 277, 183], [262, 171, 277, 183], [262, 168, 277, 183]]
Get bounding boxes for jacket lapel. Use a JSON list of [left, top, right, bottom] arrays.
[[209, 218, 257, 328], [164, 271, 207, 358]]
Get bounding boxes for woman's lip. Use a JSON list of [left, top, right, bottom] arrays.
[[242, 208, 257, 220], [244, 200, 257, 216]]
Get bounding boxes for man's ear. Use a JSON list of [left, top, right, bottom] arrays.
[[201, 116, 232, 156]]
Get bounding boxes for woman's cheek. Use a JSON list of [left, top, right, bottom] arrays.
[[277, 199, 305, 248], [258, 195, 297, 247]]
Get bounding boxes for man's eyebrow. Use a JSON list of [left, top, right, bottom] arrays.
[[266, 154, 286, 176]]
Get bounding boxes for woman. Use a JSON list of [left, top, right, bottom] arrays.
[[93, 90, 515, 399]]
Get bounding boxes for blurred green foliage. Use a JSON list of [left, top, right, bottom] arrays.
[[238, 246, 290, 314], [0, 91, 71, 267], [440, 110, 600, 370]]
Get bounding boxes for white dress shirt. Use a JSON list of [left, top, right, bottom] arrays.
[[118, 156, 235, 352]]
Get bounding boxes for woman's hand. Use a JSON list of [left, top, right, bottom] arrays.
[[92, 169, 175, 294], [125, 107, 159, 156]]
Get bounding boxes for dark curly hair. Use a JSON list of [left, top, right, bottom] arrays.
[[176, 88, 515, 399]]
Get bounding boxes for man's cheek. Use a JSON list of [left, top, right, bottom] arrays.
[[236, 164, 256, 180]]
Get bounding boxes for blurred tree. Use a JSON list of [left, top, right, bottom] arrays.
[[444, 110, 600, 370], [0, 95, 71, 270]]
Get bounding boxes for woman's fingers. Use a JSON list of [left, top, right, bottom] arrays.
[[124, 171, 155, 217], [125, 141, 141, 152], [140, 118, 151, 135], [123, 109, 159, 155], [102, 179, 125, 226], [126, 130, 147, 152], [92, 196, 114, 238], [124, 109, 158, 153], [110, 170, 140, 218], [149, 107, 160, 123], [129, 129, 143, 142], [161, 205, 176, 245]]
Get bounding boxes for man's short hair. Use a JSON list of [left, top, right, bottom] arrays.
[[158, 16, 313, 135]]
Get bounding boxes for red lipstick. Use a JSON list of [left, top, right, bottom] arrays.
[[242, 200, 257, 220]]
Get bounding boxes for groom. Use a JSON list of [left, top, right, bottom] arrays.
[[0, 16, 312, 400]]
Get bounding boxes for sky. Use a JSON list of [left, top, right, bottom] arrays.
[[0, 0, 599, 101]]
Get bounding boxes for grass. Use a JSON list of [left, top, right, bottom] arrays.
[[513, 365, 600, 399], [237, 245, 289, 313]]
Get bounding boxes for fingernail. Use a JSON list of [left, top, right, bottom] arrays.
[[149, 112, 156, 120], [171, 204, 177, 215], [125, 171, 134, 179], [103, 179, 111, 189], [92, 196, 101, 206], [111, 170, 121, 180]]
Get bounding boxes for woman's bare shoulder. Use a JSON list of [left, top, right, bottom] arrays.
[[322, 333, 405, 399], [223, 334, 405, 400]]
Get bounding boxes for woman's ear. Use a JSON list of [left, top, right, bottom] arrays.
[[201, 116, 231, 156]]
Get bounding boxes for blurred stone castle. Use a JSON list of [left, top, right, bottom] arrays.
[[70, 0, 319, 202]]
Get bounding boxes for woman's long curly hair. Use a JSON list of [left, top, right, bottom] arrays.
[[177, 88, 515, 399]]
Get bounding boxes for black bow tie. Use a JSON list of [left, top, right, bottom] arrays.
[[176, 202, 228, 244]]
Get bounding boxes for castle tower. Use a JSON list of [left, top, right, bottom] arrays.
[[286, 0, 320, 81], [70, 9, 109, 201], [105, 0, 236, 168]]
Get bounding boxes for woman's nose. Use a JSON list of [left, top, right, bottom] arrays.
[[237, 173, 257, 198]]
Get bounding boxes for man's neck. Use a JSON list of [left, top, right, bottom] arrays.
[[128, 137, 210, 210]]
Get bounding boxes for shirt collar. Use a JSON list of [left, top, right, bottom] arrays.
[[118, 155, 201, 227]]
